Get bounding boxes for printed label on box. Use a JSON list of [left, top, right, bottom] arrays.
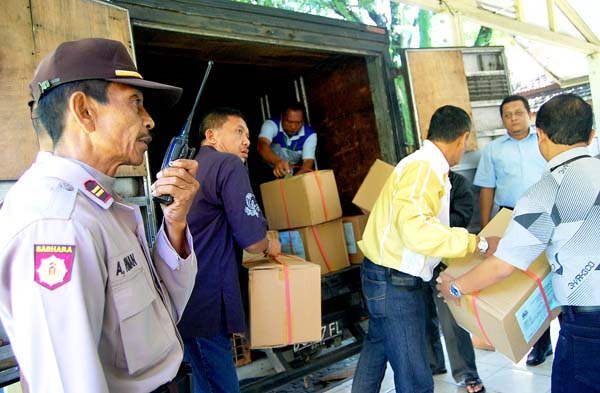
[[279, 231, 306, 259], [343, 222, 357, 254], [515, 274, 560, 342]]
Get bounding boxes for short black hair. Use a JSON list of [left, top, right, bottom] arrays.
[[199, 107, 245, 141], [35, 80, 109, 145], [427, 105, 471, 143], [535, 93, 593, 145], [282, 101, 306, 116], [500, 95, 530, 116]]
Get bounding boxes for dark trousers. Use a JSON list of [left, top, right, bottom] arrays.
[[551, 306, 600, 392]]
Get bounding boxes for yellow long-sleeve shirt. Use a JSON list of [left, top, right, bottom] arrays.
[[358, 140, 476, 281]]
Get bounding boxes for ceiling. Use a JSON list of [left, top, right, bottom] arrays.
[[397, 0, 600, 86]]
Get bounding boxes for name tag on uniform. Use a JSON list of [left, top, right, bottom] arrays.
[[34, 244, 76, 290]]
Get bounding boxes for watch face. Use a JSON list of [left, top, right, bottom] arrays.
[[450, 284, 461, 297]]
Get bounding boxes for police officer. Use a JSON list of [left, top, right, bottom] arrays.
[[0, 38, 199, 392]]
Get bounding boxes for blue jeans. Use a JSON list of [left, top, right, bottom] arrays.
[[352, 258, 433, 393], [551, 307, 600, 393], [425, 264, 480, 383], [183, 334, 240, 393]]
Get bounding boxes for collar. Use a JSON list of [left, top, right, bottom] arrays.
[[35, 153, 114, 209], [501, 128, 537, 143], [545, 147, 591, 173], [279, 122, 305, 141], [422, 140, 450, 175]]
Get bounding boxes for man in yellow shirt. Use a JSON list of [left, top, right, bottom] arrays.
[[351, 105, 494, 393]]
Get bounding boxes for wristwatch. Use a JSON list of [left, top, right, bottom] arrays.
[[478, 236, 489, 254], [449, 280, 463, 298]]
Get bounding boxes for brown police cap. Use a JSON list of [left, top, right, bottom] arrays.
[[29, 37, 182, 107]]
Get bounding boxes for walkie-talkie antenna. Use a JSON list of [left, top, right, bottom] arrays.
[[181, 60, 213, 140], [153, 60, 214, 205]]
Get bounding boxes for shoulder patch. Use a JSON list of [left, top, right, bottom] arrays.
[[34, 244, 76, 290]]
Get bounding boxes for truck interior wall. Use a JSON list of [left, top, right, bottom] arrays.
[[133, 27, 381, 216]]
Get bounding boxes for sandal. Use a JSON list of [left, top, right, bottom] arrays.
[[465, 377, 486, 393]]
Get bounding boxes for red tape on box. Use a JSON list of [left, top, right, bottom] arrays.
[[470, 269, 553, 347], [311, 225, 333, 273]]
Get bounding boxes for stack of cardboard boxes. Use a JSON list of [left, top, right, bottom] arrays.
[[260, 170, 350, 275]]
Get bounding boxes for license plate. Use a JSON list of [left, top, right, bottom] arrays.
[[293, 320, 342, 352]]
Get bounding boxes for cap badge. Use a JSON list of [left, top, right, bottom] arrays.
[[115, 70, 143, 79]]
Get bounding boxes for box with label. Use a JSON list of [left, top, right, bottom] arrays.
[[445, 209, 562, 363], [352, 159, 394, 213], [342, 215, 369, 264], [246, 255, 321, 348], [260, 170, 342, 230], [279, 219, 350, 275]]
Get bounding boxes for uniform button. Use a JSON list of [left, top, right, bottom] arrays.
[[60, 182, 74, 191]]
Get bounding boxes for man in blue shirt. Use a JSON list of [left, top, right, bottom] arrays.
[[178, 108, 281, 393], [473, 95, 550, 366], [257, 101, 317, 177]]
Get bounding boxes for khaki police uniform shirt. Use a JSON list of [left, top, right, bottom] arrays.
[[0, 153, 197, 392]]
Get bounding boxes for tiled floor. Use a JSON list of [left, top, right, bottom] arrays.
[[326, 319, 559, 393]]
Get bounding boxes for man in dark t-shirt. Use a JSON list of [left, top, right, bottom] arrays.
[[178, 108, 281, 393]]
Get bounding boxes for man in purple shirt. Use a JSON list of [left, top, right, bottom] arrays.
[[178, 107, 281, 393]]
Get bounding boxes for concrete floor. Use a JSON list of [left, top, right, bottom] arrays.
[[325, 319, 559, 393]]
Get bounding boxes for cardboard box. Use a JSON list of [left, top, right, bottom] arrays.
[[352, 159, 394, 213], [260, 170, 342, 230], [246, 255, 321, 348], [279, 219, 350, 275], [342, 215, 370, 264], [445, 209, 561, 363]]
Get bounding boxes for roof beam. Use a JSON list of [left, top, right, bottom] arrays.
[[546, 0, 556, 32], [395, 0, 600, 54], [554, 0, 600, 44]]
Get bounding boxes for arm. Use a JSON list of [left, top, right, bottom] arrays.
[[473, 144, 497, 228], [437, 255, 517, 303], [151, 158, 199, 320], [479, 187, 495, 228], [245, 236, 282, 257], [3, 221, 109, 392], [295, 159, 315, 175], [151, 158, 199, 257], [257, 137, 291, 177], [295, 133, 317, 175]]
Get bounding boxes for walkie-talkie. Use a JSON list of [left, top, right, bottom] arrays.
[[153, 61, 213, 205]]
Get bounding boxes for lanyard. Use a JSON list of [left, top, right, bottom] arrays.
[[549, 155, 590, 173]]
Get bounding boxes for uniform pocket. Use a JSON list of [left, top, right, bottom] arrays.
[[112, 269, 174, 375]]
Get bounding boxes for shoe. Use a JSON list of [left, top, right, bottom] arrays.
[[464, 377, 486, 393], [526, 345, 553, 366], [431, 367, 447, 375]]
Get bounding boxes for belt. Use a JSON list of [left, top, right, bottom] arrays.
[[563, 305, 600, 313]]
